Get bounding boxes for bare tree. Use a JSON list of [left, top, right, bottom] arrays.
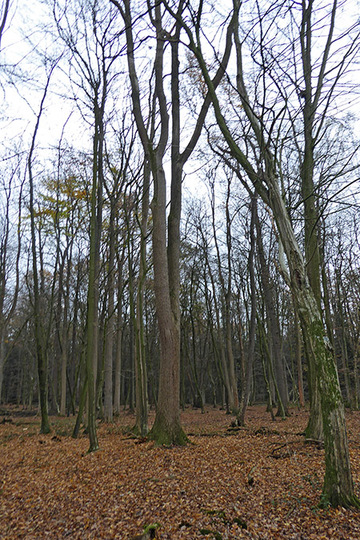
[[0, 0, 10, 49], [53, 0, 122, 451], [111, 0, 235, 444], [172, 0, 360, 508], [0, 155, 23, 404], [27, 66, 58, 434]]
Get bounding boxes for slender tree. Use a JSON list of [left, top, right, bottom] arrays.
[[54, 0, 122, 450], [111, 0, 236, 444], [27, 68, 58, 434], [0, 153, 22, 404], [173, 0, 360, 507]]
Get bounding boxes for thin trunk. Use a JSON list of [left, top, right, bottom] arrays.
[[254, 200, 288, 416], [210, 183, 238, 414], [103, 201, 116, 422], [85, 119, 102, 453], [239, 196, 257, 425], [114, 277, 123, 415], [27, 72, 55, 435], [294, 307, 305, 408], [134, 162, 150, 436]]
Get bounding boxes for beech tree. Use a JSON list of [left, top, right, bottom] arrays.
[[0, 157, 22, 404], [53, 0, 123, 450], [168, 0, 360, 507], [111, 0, 236, 445]]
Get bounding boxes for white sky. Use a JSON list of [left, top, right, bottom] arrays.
[[1, 0, 359, 200]]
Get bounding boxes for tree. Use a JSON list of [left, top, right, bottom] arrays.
[[103, 123, 136, 422], [254, 199, 288, 418], [133, 159, 151, 435], [173, 0, 360, 507], [0, 154, 22, 404], [111, 0, 235, 445], [209, 175, 239, 415], [27, 68, 57, 434], [238, 194, 257, 425], [54, 0, 122, 451]]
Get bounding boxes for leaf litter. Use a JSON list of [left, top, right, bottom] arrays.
[[1, 405, 360, 539]]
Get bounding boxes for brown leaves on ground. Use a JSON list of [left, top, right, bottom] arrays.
[[1, 405, 360, 539]]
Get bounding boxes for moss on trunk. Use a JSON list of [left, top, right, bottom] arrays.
[[149, 412, 188, 446]]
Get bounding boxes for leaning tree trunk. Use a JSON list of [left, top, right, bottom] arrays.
[[186, 0, 358, 505], [269, 184, 358, 508]]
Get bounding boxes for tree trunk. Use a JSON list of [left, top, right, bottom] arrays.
[[28, 75, 54, 435], [114, 272, 124, 415], [134, 162, 150, 436], [187, 10, 359, 502], [294, 307, 305, 408], [103, 197, 117, 423], [254, 199, 288, 417], [239, 196, 257, 425], [148, 159, 187, 446], [84, 119, 103, 453], [269, 184, 358, 508]]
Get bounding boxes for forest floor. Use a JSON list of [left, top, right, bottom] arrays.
[[1, 405, 360, 539]]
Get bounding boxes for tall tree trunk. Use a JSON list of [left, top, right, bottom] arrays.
[[27, 72, 55, 435], [103, 197, 116, 423], [210, 182, 238, 414], [114, 269, 124, 415], [254, 199, 288, 417], [114, 0, 236, 444], [148, 157, 187, 445], [134, 162, 150, 436], [85, 114, 103, 452], [187, 6, 359, 503], [239, 196, 257, 425]]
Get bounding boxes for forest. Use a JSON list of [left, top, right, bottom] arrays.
[[1, 0, 360, 534]]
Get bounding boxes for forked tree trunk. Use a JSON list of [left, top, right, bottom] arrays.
[[148, 160, 187, 446]]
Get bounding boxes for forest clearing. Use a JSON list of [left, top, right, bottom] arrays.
[[1, 405, 360, 539]]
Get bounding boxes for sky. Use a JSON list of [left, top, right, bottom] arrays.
[[1, 0, 359, 206]]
